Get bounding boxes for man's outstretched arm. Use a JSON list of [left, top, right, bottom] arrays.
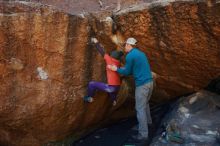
[[108, 56, 132, 76]]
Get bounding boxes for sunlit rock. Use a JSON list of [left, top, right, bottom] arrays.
[[0, 0, 220, 145]]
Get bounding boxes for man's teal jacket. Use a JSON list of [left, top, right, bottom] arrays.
[[117, 48, 153, 87]]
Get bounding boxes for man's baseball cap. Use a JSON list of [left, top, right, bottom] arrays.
[[126, 37, 137, 45]]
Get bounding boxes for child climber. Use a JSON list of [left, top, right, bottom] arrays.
[[84, 37, 123, 106]]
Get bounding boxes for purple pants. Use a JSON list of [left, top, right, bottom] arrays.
[[87, 81, 120, 101]]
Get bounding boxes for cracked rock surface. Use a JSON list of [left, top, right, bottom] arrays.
[[0, 0, 220, 145]]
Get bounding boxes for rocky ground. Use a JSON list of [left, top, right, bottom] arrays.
[[71, 90, 220, 146], [72, 101, 169, 146], [151, 90, 220, 146]]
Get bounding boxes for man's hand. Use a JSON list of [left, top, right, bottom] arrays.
[[91, 37, 98, 44], [107, 65, 117, 71]]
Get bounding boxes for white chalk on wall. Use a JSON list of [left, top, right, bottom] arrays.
[[37, 67, 48, 80]]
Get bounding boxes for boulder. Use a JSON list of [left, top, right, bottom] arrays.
[[151, 90, 220, 145], [0, 0, 220, 145], [114, 0, 220, 102], [0, 2, 134, 146]]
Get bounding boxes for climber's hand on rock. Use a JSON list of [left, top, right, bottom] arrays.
[[107, 65, 117, 71], [91, 37, 98, 44]]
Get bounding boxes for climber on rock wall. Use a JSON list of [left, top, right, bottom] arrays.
[[83, 37, 124, 106]]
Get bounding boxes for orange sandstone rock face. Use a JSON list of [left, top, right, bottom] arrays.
[[0, 2, 134, 146], [114, 1, 220, 102], [0, 0, 220, 146]]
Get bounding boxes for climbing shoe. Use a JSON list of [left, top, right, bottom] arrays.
[[84, 96, 93, 103]]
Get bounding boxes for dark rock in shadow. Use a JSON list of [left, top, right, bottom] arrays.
[[151, 90, 220, 146]]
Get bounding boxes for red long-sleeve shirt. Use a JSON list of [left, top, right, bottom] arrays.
[[104, 54, 121, 85]]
